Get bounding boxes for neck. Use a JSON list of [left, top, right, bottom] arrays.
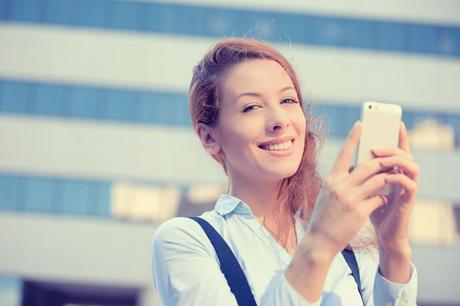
[[228, 174, 282, 221], [229, 173, 298, 255]]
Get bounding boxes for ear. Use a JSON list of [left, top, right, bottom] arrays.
[[196, 123, 221, 155]]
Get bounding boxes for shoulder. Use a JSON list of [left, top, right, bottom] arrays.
[[153, 217, 207, 247], [152, 216, 217, 257]]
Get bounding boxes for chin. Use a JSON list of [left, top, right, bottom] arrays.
[[262, 164, 300, 181]]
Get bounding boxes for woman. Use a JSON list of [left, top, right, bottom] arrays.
[[152, 38, 419, 305]]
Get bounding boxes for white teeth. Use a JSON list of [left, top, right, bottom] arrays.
[[260, 140, 293, 151]]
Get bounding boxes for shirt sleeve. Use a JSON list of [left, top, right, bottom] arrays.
[[152, 217, 238, 306], [152, 217, 319, 306], [373, 263, 418, 306], [355, 249, 418, 306], [260, 270, 321, 306]]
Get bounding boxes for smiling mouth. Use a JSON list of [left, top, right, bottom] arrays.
[[258, 140, 294, 151]]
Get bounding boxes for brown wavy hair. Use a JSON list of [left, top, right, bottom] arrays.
[[188, 38, 324, 250]]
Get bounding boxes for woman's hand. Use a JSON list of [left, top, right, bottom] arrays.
[[302, 121, 391, 258], [288, 121, 382, 302], [370, 122, 420, 282], [288, 121, 415, 302], [289, 121, 418, 302]]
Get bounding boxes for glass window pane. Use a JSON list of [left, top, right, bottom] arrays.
[[78, 0, 111, 28], [8, 0, 41, 22], [68, 86, 104, 119], [347, 19, 376, 49], [438, 27, 460, 56], [45, 0, 79, 25], [112, 0, 140, 30], [377, 22, 407, 51], [105, 89, 137, 122], [60, 180, 91, 215], [0, 175, 21, 210], [409, 24, 439, 54], [24, 177, 56, 213], [94, 181, 111, 217], [0, 80, 30, 113], [34, 84, 66, 116]]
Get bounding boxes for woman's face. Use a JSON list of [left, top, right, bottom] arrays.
[[212, 59, 306, 183]]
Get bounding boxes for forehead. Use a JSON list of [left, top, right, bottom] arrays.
[[220, 59, 295, 99]]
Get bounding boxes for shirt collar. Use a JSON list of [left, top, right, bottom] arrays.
[[215, 194, 307, 244], [214, 194, 253, 217]]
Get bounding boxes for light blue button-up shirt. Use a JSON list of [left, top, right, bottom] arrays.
[[152, 194, 417, 305]]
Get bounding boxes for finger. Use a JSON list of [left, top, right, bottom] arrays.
[[356, 172, 388, 199], [362, 194, 389, 214], [385, 173, 418, 197], [371, 146, 413, 161], [346, 158, 386, 186], [380, 156, 420, 182], [399, 121, 411, 153], [331, 121, 362, 175]]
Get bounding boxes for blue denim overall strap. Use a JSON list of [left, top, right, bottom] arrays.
[[190, 216, 258, 306], [342, 248, 364, 303], [191, 216, 363, 305]]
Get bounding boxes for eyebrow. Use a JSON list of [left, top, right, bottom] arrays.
[[234, 86, 296, 102]]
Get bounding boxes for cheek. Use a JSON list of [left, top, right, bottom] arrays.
[[219, 128, 252, 153], [221, 118, 257, 145], [295, 116, 307, 152], [295, 113, 307, 137]]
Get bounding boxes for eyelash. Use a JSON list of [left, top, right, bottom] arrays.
[[281, 98, 299, 105], [242, 105, 259, 113], [242, 98, 299, 113]]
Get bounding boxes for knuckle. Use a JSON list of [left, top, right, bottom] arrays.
[[342, 200, 354, 213], [331, 186, 344, 201]]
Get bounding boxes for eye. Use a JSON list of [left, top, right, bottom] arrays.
[[242, 104, 261, 113], [281, 98, 299, 104]]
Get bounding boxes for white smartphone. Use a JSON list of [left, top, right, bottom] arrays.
[[355, 101, 402, 196]]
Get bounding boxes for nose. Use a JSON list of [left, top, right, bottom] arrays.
[[266, 107, 289, 132]]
